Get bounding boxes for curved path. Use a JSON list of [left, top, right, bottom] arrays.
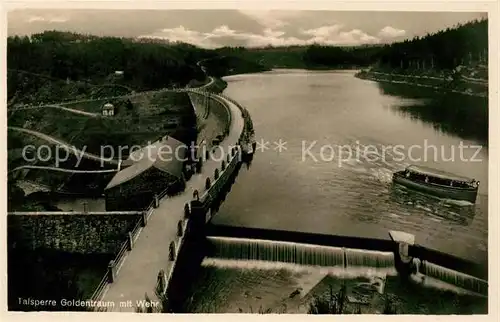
[[99, 92, 245, 312], [9, 165, 118, 175], [9, 77, 215, 117], [10, 104, 100, 117], [48, 104, 99, 117], [8, 126, 120, 166]]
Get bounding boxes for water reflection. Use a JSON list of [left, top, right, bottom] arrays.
[[377, 83, 488, 145], [389, 183, 476, 226]]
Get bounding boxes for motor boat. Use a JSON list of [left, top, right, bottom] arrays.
[[392, 165, 479, 203]]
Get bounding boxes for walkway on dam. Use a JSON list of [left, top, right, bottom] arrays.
[[100, 93, 244, 311]]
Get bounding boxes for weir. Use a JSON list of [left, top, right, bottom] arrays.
[[416, 259, 488, 296], [206, 237, 397, 275], [207, 237, 345, 267], [345, 248, 396, 271], [204, 230, 487, 298]]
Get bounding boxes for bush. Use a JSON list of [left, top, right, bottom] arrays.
[[308, 284, 346, 314]]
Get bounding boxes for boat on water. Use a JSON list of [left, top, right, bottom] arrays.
[[392, 165, 479, 203]]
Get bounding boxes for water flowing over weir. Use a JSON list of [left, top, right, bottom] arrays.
[[417, 260, 488, 296], [204, 236, 488, 296], [206, 237, 397, 275], [345, 248, 396, 272]]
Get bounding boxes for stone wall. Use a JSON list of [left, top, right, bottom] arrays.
[[188, 92, 230, 135], [209, 96, 231, 136], [187, 92, 210, 121], [8, 213, 140, 254]]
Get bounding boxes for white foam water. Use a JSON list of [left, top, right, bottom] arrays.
[[201, 258, 396, 279], [206, 237, 398, 277], [412, 259, 487, 296]]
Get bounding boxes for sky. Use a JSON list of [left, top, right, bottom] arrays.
[[7, 10, 487, 48]]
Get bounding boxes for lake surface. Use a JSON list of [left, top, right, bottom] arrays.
[[213, 69, 488, 265]]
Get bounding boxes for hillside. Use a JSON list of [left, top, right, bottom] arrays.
[[211, 18, 488, 77], [7, 31, 209, 97]]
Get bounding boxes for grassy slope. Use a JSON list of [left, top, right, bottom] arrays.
[[8, 91, 195, 156]]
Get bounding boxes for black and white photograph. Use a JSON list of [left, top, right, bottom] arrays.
[[3, 2, 495, 315]]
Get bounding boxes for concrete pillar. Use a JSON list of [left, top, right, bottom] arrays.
[[108, 260, 116, 283], [388, 230, 415, 279], [169, 241, 176, 261], [127, 231, 133, 251], [189, 200, 206, 236], [196, 159, 203, 173], [398, 242, 411, 264], [177, 220, 183, 237], [184, 203, 191, 219], [157, 270, 166, 295], [142, 211, 148, 227], [154, 194, 159, 208]]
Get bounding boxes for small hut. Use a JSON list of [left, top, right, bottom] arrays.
[[102, 103, 115, 116]]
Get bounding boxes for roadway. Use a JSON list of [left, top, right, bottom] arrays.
[[9, 165, 118, 174], [99, 93, 244, 312]]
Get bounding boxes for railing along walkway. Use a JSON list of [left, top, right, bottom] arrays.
[[95, 93, 244, 312]]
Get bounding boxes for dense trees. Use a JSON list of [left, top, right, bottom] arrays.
[[377, 18, 488, 71], [7, 18, 488, 101], [228, 18, 487, 72], [7, 30, 210, 95], [302, 44, 382, 68]]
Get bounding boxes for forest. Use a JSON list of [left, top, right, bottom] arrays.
[[7, 31, 210, 95], [237, 18, 488, 72], [7, 18, 487, 104], [376, 18, 487, 71]]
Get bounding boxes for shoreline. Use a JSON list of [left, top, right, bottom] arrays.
[[221, 67, 362, 79], [355, 70, 488, 98], [217, 64, 488, 100]]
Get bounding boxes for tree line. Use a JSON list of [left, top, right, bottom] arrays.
[[7, 30, 210, 94], [7, 17, 488, 100], [215, 18, 487, 72], [376, 18, 487, 70]]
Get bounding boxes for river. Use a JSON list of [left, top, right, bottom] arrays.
[[214, 69, 488, 265]]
